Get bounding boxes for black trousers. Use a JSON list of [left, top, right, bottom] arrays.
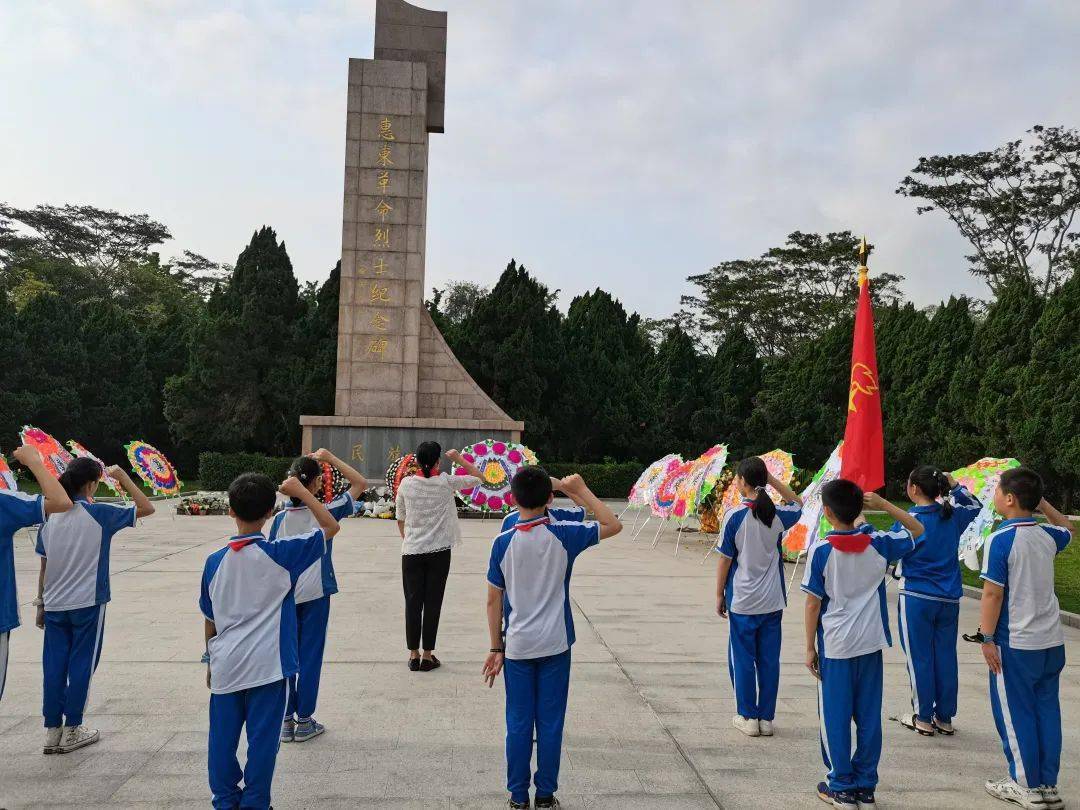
[[401, 548, 452, 651]]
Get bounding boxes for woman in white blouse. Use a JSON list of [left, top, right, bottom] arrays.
[[395, 442, 482, 671]]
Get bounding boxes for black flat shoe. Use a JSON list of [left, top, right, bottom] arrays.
[[408, 657, 420, 671], [419, 655, 441, 671]]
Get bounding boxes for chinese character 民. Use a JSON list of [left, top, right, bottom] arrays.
[[351, 443, 365, 462], [376, 200, 393, 221], [371, 311, 389, 331], [370, 282, 390, 303], [374, 227, 390, 248], [377, 144, 394, 167], [379, 117, 396, 141], [367, 337, 389, 356]]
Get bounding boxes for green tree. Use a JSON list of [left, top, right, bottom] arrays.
[[689, 327, 762, 457], [682, 231, 904, 356], [646, 325, 704, 458], [554, 289, 653, 461], [427, 280, 488, 343], [897, 125, 1080, 295]]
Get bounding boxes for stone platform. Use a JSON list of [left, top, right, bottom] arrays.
[[1, 506, 1077, 808]]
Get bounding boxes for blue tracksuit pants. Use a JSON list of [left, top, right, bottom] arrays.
[[286, 595, 330, 721], [504, 650, 572, 805], [989, 644, 1065, 789], [42, 604, 107, 727], [818, 649, 883, 793], [727, 609, 782, 721], [897, 594, 959, 723], [208, 678, 289, 810]]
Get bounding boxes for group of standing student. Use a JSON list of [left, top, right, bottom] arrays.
[[0, 446, 155, 757], [713, 458, 1072, 810]]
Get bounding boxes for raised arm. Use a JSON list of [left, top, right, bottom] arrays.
[[445, 448, 483, 480], [767, 472, 802, 507], [864, 492, 924, 539], [558, 474, 622, 540], [13, 444, 71, 515], [108, 466, 155, 518], [280, 477, 340, 540], [1038, 497, 1074, 533], [312, 448, 368, 501]]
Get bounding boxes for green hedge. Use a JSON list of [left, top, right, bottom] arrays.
[[199, 452, 293, 491], [544, 462, 644, 500]]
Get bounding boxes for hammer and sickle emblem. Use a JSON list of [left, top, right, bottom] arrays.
[[848, 362, 878, 413]]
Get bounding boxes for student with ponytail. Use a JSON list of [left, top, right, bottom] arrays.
[[715, 456, 803, 737], [395, 442, 483, 671], [35, 456, 154, 754], [270, 448, 366, 743], [0, 445, 72, 707], [893, 465, 981, 737]]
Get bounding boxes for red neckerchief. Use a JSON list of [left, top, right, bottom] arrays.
[[228, 533, 263, 552], [516, 516, 552, 532], [827, 528, 872, 553]]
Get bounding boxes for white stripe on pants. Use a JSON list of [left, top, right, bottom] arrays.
[[0, 631, 8, 703]]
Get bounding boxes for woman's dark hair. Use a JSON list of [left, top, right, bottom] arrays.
[[58, 457, 102, 501], [908, 465, 953, 519], [288, 456, 322, 507], [415, 441, 441, 478], [737, 456, 775, 528]]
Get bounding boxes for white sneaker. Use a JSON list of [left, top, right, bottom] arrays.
[[732, 715, 760, 737], [758, 720, 774, 736], [1040, 786, 1064, 809], [985, 778, 1048, 808], [57, 725, 100, 754], [43, 727, 62, 755]]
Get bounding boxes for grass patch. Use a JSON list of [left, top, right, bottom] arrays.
[[864, 513, 1080, 614]]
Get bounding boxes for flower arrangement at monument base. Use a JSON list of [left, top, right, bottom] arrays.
[[177, 493, 229, 516]]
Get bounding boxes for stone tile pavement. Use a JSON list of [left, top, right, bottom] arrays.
[[1, 503, 1077, 808]]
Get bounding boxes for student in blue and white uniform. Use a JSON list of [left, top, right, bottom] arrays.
[[979, 468, 1072, 810], [0, 445, 72, 705], [35, 456, 154, 755], [500, 477, 584, 533], [715, 456, 802, 738], [802, 479, 922, 810], [269, 448, 365, 744], [482, 468, 622, 810], [893, 465, 981, 737], [202, 472, 341, 810]]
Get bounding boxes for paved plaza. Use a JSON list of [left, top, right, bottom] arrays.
[[1, 504, 1077, 809]]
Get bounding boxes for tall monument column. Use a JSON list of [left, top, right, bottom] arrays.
[[300, 0, 524, 478]]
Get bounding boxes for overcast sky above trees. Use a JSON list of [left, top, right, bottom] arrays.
[[2, 0, 1078, 317]]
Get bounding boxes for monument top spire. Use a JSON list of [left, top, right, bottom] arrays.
[[374, 0, 447, 133]]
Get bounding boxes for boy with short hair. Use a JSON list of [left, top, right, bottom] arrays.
[[979, 467, 1072, 810], [802, 479, 924, 810], [499, 477, 583, 533], [201, 472, 341, 810], [482, 468, 622, 810]]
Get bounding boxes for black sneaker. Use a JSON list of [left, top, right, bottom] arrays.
[[818, 782, 857, 809], [507, 799, 529, 809], [535, 798, 559, 809], [856, 788, 876, 807]]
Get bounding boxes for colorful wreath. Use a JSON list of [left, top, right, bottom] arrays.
[[20, 425, 73, 479], [453, 439, 537, 513], [629, 453, 680, 506], [319, 462, 349, 504], [125, 440, 183, 496], [952, 457, 1020, 568], [652, 459, 695, 519], [0, 453, 16, 492], [385, 453, 420, 499], [672, 444, 729, 519], [719, 448, 795, 517], [67, 440, 123, 497]]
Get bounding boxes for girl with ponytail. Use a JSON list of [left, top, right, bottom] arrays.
[[35, 455, 153, 754], [715, 456, 803, 738], [395, 442, 484, 671], [894, 465, 981, 737], [269, 448, 367, 743]]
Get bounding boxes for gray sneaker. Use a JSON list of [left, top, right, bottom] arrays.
[[281, 717, 296, 743], [43, 727, 62, 755], [1040, 786, 1064, 810], [985, 778, 1048, 808], [57, 725, 100, 753], [293, 718, 325, 742]]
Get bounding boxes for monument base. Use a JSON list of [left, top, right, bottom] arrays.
[[299, 415, 524, 481]]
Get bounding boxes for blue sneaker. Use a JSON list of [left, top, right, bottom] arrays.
[[818, 782, 858, 809], [856, 788, 875, 807], [293, 718, 325, 742]]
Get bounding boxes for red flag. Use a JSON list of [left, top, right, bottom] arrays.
[[840, 245, 884, 492]]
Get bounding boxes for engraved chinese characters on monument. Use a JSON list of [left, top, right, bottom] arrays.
[[301, 0, 523, 476]]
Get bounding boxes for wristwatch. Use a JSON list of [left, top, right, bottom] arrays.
[[489, 648, 505, 654]]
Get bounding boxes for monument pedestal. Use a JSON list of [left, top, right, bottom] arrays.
[[301, 0, 525, 479]]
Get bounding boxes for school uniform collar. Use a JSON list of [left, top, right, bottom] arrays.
[[825, 525, 873, 553], [228, 532, 265, 551], [910, 503, 941, 514], [997, 517, 1037, 529], [516, 516, 551, 532]]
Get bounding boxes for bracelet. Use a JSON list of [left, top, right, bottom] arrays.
[[489, 648, 504, 654]]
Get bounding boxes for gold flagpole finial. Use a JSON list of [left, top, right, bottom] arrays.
[[857, 236, 871, 284]]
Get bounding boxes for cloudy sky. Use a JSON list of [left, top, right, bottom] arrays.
[[2, 1, 1078, 317]]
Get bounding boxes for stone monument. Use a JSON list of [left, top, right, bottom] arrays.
[[300, 0, 524, 478]]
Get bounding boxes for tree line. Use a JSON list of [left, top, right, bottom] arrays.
[[0, 125, 1077, 505]]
